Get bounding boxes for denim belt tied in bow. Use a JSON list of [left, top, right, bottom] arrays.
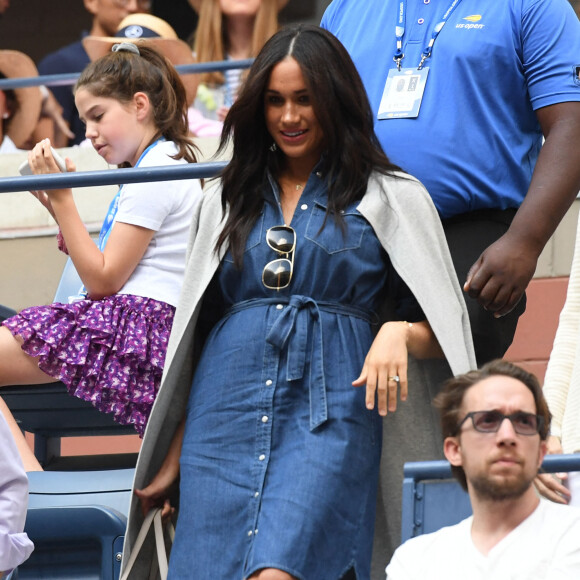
[[225, 296, 375, 431]]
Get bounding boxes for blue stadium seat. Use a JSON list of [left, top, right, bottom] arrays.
[[401, 453, 580, 542], [27, 469, 135, 517], [16, 505, 126, 580], [11, 469, 134, 579]]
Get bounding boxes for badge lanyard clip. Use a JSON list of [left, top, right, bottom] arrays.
[[393, 0, 462, 70]]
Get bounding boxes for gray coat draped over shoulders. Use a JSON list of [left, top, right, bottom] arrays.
[[120, 170, 476, 578]]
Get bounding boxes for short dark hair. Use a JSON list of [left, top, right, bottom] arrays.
[[433, 359, 551, 490]]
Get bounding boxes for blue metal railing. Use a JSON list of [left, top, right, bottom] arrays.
[[0, 57, 242, 192], [0, 59, 254, 90], [0, 161, 229, 193]]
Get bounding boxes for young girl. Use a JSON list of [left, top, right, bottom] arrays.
[[0, 42, 203, 470]]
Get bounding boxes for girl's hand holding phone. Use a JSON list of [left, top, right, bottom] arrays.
[[20, 139, 75, 221], [19, 138, 68, 176]]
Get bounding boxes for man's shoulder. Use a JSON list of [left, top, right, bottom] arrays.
[[393, 517, 472, 558], [386, 518, 472, 578], [37, 38, 89, 75]]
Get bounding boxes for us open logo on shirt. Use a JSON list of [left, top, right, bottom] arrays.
[[575, 66, 580, 86], [456, 14, 485, 29]]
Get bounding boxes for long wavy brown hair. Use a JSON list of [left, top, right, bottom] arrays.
[[215, 24, 402, 268]]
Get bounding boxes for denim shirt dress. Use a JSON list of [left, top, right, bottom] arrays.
[[169, 169, 424, 580]]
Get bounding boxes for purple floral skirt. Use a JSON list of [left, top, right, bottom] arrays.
[[2, 294, 175, 437]]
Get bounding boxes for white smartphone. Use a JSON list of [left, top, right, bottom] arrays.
[[18, 147, 67, 175]]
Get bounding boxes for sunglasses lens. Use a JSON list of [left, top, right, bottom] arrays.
[[472, 411, 539, 435], [263, 258, 292, 289], [473, 411, 502, 433], [512, 412, 539, 435], [267, 226, 296, 254]]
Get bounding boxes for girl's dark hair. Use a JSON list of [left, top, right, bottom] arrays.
[[216, 24, 401, 267], [74, 43, 197, 165]]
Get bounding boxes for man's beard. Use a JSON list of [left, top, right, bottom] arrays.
[[470, 468, 534, 501]]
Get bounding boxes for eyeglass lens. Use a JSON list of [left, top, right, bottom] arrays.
[[470, 410, 541, 436]]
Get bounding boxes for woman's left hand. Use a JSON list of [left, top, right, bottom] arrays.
[[352, 321, 410, 416]]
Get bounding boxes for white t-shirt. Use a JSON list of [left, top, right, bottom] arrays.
[[386, 500, 580, 580], [114, 140, 202, 307]]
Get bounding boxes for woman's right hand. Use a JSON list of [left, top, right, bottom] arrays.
[[135, 420, 186, 520], [134, 461, 179, 521]]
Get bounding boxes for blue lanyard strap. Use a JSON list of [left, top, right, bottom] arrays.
[[74, 137, 165, 300], [96, 138, 165, 251], [394, 0, 463, 70], [394, 1, 406, 67]]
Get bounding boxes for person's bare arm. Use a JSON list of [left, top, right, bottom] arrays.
[[465, 102, 580, 316]]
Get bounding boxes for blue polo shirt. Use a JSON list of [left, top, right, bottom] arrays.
[[322, 0, 580, 218]]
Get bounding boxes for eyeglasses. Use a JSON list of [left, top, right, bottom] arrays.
[[455, 410, 544, 437], [262, 225, 296, 290], [112, 0, 152, 10]]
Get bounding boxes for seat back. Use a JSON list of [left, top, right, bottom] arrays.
[[401, 453, 580, 542], [14, 469, 135, 579], [17, 505, 126, 580], [27, 469, 135, 516], [53, 257, 83, 304]]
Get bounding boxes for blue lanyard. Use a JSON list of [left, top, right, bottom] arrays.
[[73, 138, 165, 300], [394, 0, 463, 70], [97, 138, 164, 251]]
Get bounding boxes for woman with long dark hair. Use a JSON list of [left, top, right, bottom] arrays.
[[123, 24, 475, 580]]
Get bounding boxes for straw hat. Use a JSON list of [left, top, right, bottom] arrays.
[[188, 0, 289, 12], [0, 50, 42, 148], [82, 14, 198, 105]]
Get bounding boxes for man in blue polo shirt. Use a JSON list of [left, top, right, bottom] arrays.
[[322, 0, 580, 364], [322, 0, 580, 575], [38, 0, 149, 146]]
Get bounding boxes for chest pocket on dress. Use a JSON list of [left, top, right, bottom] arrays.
[[305, 202, 368, 255], [223, 211, 265, 264]]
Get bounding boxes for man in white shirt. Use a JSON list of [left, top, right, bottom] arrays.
[[386, 360, 580, 579]]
